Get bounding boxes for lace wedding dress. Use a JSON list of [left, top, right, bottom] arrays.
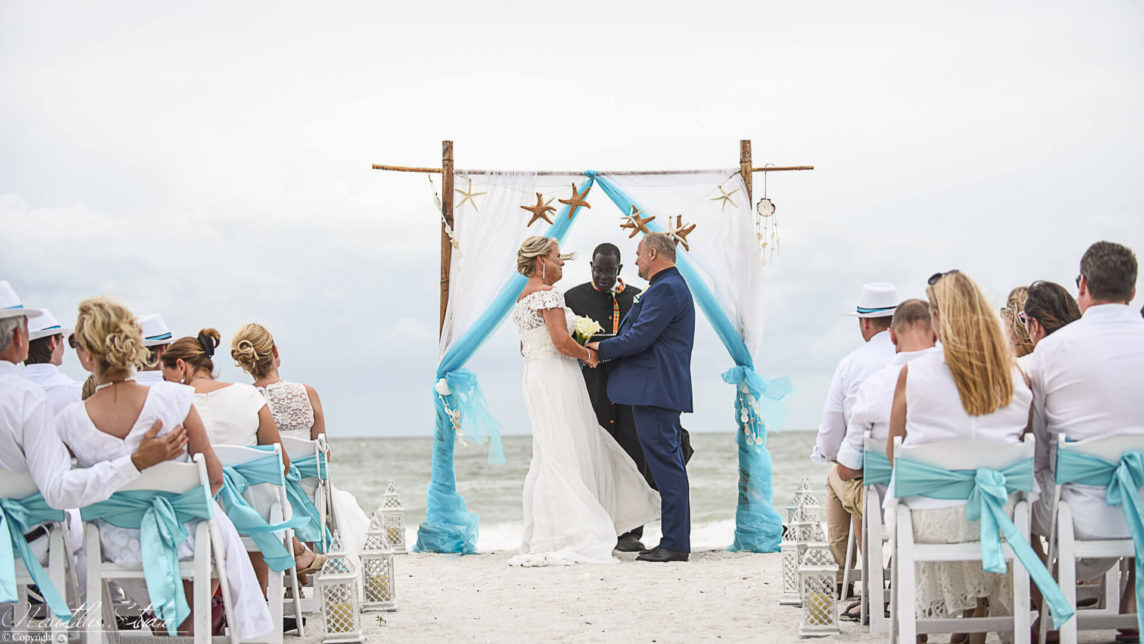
[[509, 289, 660, 566]]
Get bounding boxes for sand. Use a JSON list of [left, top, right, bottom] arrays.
[[301, 548, 884, 643]]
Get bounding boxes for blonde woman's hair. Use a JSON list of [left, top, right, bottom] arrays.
[[1001, 286, 1034, 358], [74, 297, 146, 379], [161, 328, 221, 376], [81, 375, 97, 400], [516, 236, 575, 277], [231, 323, 276, 377], [926, 272, 1015, 416]]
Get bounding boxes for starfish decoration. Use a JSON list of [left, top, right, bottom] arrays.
[[521, 192, 557, 227], [557, 182, 591, 220], [665, 214, 697, 251], [454, 177, 486, 212], [711, 185, 739, 212], [619, 205, 655, 238]]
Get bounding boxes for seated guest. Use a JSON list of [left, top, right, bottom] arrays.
[[160, 328, 324, 588], [835, 298, 937, 517], [23, 308, 82, 414], [231, 323, 369, 561], [134, 313, 173, 386], [1027, 242, 1143, 629], [1020, 281, 1081, 351], [888, 271, 1032, 626], [1001, 286, 1035, 358], [54, 297, 272, 639]]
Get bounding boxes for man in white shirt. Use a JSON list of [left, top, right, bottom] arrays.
[[22, 309, 83, 415], [812, 282, 898, 586], [1028, 241, 1144, 547], [0, 282, 186, 511], [135, 313, 173, 386], [834, 299, 936, 532]]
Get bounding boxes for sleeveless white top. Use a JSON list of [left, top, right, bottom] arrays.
[[902, 348, 1031, 508], [193, 382, 267, 447]]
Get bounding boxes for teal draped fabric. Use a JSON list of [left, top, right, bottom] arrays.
[[417, 176, 598, 554], [217, 455, 308, 572], [291, 454, 328, 481], [864, 450, 891, 487], [594, 176, 792, 553], [0, 495, 70, 620], [80, 488, 213, 636], [284, 468, 331, 551], [893, 457, 1075, 628], [1055, 448, 1144, 635]]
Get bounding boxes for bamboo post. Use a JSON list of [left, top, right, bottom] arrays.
[[740, 139, 753, 204], [440, 141, 454, 334]]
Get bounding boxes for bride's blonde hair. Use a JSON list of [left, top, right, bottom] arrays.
[[516, 236, 575, 277]]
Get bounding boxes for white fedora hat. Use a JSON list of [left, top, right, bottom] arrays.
[[846, 282, 899, 318], [27, 309, 73, 341], [137, 313, 173, 347], [0, 281, 43, 321]]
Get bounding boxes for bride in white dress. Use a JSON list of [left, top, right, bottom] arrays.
[[509, 236, 660, 567]]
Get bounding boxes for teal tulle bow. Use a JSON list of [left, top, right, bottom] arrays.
[[284, 468, 331, 551], [217, 456, 308, 572], [0, 495, 70, 620], [291, 453, 328, 481], [1056, 449, 1144, 635], [894, 457, 1075, 629], [81, 488, 213, 635], [863, 450, 892, 487], [436, 368, 505, 465]]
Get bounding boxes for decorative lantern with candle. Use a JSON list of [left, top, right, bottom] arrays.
[[319, 531, 362, 643], [380, 480, 407, 553], [798, 542, 840, 638], [780, 520, 813, 606], [360, 512, 397, 612]]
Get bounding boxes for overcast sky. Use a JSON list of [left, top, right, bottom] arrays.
[[2, 1, 1142, 443]]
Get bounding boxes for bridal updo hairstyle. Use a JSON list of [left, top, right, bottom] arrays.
[[516, 236, 575, 277], [73, 297, 146, 379], [231, 323, 276, 377], [161, 328, 222, 375]]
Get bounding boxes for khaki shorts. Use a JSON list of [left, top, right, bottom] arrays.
[[841, 477, 864, 519]]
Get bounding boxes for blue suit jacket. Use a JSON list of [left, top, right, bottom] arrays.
[[597, 266, 695, 412]]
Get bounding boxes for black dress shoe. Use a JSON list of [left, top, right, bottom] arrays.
[[615, 534, 646, 552], [636, 547, 689, 562], [638, 546, 657, 555]]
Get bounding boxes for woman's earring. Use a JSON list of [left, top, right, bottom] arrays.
[[542, 263, 547, 281]]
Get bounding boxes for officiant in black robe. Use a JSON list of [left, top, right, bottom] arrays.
[[565, 243, 693, 552]]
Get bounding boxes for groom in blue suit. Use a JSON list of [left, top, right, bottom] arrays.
[[589, 232, 695, 562]]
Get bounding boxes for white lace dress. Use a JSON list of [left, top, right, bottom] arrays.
[[509, 289, 661, 566], [257, 380, 370, 563], [56, 382, 274, 640]]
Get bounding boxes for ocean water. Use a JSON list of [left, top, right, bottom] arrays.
[[329, 430, 828, 550]]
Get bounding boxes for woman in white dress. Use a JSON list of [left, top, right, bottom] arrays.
[[230, 323, 370, 562], [55, 297, 273, 640], [509, 236, 660, 567], [160, 329, 325, 588], [887, 271, 1032, 634]]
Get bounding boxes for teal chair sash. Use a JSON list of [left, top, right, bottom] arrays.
[[291, 453, 328, 481], [1055, 448, 1144, 635], [80, 487, 213, 636], [0, 494, 70, 620], [217, 454, 308, 572], [284, 467, 332, 551], [864, 450, 892, 487], [894, 456, 1075, 628]]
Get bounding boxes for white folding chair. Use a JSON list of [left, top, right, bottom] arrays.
[[858, 433, 891, 633], [0, 469, 72, 642], [214, 444, 304, 643], [1044, 434, 1143, 644], [889, 436, 1035, 644], [279, 436, 333, 615], [82, 454, 237, 644]]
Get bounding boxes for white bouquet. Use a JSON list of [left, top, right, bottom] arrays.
[[572, 315, 604, 345]]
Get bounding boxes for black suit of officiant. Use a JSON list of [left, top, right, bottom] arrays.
[[565, 280, 654, 538]]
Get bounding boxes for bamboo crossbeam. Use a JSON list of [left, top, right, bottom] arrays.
[[371, 163, 813, 175]]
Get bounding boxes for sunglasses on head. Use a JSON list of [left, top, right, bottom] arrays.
[[928, 270, 960, 286], [67, 335, 78, 349]]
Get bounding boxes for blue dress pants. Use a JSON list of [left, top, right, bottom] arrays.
[[631, 405, 690, 552]]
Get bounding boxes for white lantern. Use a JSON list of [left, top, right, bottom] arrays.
[[380, 480, 407, 554], [360, 513, 397, 612], [318, 532, 363, 643], [798, 542, 840, 638], [779, 521, 813, 606]]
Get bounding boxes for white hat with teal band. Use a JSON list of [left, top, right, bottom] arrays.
[[137, 313, 173, 347], [27, 309, 73, 341], [847, 282, 899, 318], [0, 281, 43, 321]]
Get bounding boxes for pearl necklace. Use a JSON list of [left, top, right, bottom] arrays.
[[94, 378, 135, 392]]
